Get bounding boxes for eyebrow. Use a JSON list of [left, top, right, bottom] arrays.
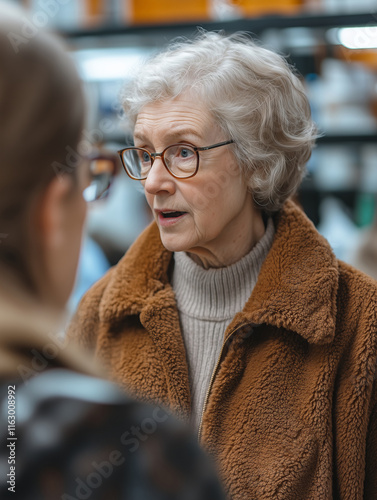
[[134, 128, 203, 144]]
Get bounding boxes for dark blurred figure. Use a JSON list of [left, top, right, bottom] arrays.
[[0, 3, 224, 499], [1, 370, 223, 499]]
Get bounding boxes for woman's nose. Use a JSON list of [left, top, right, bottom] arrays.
[[143, 157, 175, 195]]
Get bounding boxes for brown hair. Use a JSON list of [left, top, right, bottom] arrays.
[[0, 10, 85, 291]]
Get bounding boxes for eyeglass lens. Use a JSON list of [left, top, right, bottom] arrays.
[[122, 145, 198, 179], [83, 158, 114, 202]]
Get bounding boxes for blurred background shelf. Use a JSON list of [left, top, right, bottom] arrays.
[[61, 12, 377, 39]]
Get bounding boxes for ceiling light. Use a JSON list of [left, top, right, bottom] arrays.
[[72, 47, 154, 82], [338, 26, 377, 50]]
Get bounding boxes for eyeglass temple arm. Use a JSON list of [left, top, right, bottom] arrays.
[[196, 140, 234, 152]]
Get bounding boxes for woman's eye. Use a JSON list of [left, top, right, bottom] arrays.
[[179, 148, 194, 158], [141, 151, 150, 163]]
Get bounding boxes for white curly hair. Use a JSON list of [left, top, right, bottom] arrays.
[[121, 31, 319, 212]]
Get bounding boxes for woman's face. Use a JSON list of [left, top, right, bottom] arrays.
[[134, 93, 263, 268], [39, 160, 88, 310]]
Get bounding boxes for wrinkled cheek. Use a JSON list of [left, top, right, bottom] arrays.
[[190, 183, 222, 211], [191, 166, 238, 211], [189, 211, 215, 243]]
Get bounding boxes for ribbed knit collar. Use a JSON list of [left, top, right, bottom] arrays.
[[172, 218, 275, 321]]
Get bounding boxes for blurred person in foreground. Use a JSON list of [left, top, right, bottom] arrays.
[[69, 32, 377, 499], [0, 5, 225, 499]]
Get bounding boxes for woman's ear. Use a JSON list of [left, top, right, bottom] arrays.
[[37, 175, 74, 251]]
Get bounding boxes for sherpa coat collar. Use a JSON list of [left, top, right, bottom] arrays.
[[100, 200, 338, 345]]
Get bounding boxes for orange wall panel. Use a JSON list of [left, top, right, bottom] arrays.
[[130, 0, 210, 24], [231, 0, 303, 16]]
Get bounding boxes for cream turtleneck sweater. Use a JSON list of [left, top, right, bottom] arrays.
[[172, 217, 275, 428]]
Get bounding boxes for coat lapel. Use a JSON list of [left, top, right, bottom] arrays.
[[100, 223, 191, 417], [140, 290, 191, 418]]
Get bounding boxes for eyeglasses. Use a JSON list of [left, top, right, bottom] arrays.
[[83, 152, 119, 202], [117, 140, 234, 181]]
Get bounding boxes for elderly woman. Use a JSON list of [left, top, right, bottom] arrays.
[[69, 32, 377, 499]]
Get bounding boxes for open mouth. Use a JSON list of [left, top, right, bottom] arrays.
[[157, 210, 187, 226], [160, 211, 186, 218]]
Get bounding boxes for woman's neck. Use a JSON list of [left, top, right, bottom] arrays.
[[188, 209, 266, 269]]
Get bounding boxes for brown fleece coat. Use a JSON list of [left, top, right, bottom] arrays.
[[68, 200, 377, 500]]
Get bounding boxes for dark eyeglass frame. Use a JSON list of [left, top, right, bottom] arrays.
[[117, 139, 234, 180]]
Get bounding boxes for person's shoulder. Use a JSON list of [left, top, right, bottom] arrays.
[[70, 221, 163, 321]]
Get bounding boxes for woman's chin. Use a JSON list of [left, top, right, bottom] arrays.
[[159, 235, 190, 254]]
